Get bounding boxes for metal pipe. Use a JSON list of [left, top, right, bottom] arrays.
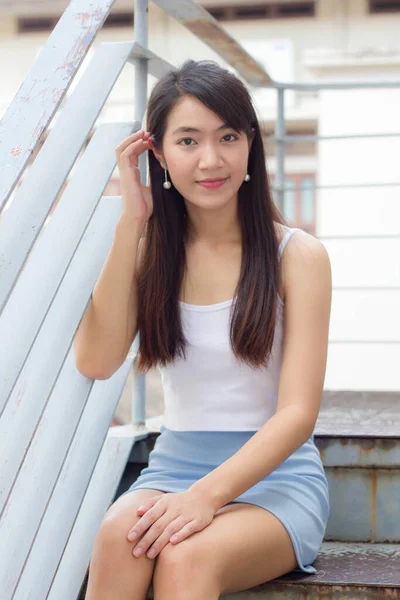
[[274, 88, 285, 213], [270, 181, 400, 191], [272, 132, 400, 142], [317, 235, 400, 240], [132, 0, 149, 429], [329, 340, 400, 344], [276, 81, 400, 91]]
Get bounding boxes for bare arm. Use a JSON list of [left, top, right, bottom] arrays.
[[73, 216, 145, 380]]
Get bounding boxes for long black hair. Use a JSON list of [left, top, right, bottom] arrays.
[[135, 59, 286, 373]]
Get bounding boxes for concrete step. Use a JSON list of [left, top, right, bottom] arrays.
[[315, 391, 400, 543], [220, 542, 400, 599]]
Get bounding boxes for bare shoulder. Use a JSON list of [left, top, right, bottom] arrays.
[[285, 229, 330, 262], [280, 228, 332, 302]]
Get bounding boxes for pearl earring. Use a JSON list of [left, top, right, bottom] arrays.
[[163, 169, 171, 190], [244, 173, 251, 182]]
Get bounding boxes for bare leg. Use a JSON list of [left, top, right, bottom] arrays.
[[152, 502, 298, 599], [153, 542, 220, 600], [85, 489, 166, 600]]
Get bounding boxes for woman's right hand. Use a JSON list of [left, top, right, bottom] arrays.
[[115, 130, 154, 226]]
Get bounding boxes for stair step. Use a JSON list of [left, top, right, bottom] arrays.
[[316, 391, 400, 439], [221, 542, 400, 599], [313, 392, 400, 543]]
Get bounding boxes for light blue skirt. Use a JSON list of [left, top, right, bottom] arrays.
[[122, 426, 330, 574]]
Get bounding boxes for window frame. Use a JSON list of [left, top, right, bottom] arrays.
[[369, 0, 400, 13], [207, 2, 315, 22], [270, 172, 316, 235]]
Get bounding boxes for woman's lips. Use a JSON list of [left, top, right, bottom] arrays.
[[197, 178, 228, 190]]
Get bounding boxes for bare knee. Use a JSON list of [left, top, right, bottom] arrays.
[[100, 490, 163, 539], [157, 541, 201, 570], [93, 492, 155, 560], [154, 540, 220, 594], [91, 511, 136, 568], [85, 493, 160, 599]]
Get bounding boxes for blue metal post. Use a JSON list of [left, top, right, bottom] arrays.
[[132, 0, 148, 428], [275, 86, 285, 214]]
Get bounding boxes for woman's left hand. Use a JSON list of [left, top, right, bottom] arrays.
[[126, 489, 216, 559]]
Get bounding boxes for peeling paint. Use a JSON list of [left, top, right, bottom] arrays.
[[10, 146, 23, 157], [0, 0, 116, 210]]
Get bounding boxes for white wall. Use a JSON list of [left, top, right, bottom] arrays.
[[316, 67, 400, 391]]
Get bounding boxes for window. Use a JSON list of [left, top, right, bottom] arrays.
[[103, 13, 134, 28], [275, 3, 314, 17], [369, 0, 400, 12], [300, 176, 315, 227], [207, 2, 315, 21], [18, 17, 58, 33], [270, 174, 316, 234], [236, 6, 269, 20]]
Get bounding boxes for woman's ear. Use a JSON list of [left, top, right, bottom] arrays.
[[150, 137, 167, 169]]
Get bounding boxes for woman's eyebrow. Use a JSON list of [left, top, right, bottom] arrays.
[[172, 124, 231, 135]]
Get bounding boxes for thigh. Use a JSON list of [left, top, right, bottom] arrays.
[[216, 503, 298, 593], [165, 501, 298, 596], [104, 488, 167, 526]]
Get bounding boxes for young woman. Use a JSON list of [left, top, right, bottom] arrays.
[[75, 59, 332, 600]]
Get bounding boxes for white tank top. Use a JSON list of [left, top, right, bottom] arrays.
[[159, 226, 301, 431]]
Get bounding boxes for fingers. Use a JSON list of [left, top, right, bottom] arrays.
[[116, 129, 150, 155], [170, 521, 199, 544], [136, 495, 162, 516], [127, 500, 166, 542], [132, 516, 188, 559], [115, 130, 152, 168]]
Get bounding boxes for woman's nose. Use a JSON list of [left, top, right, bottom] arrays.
[[198, 144, 224, 170]]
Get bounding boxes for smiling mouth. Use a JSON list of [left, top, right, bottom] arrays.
[[197, 177, 228, 189], [198, 178, 226, 182]]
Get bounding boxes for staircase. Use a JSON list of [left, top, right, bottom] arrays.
[[112, 391, 400, 599]]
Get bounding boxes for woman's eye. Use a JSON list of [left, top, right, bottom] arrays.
[[179, 138, 196, 146], [222, 134, 238, 142]]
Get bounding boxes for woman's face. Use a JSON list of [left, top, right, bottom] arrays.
[[156, 95, 252, 212]]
